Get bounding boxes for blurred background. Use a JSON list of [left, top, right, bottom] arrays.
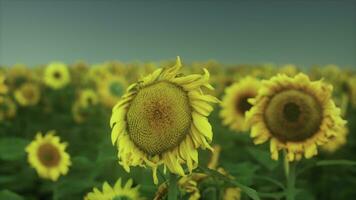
[[0, 0, 355, 67]]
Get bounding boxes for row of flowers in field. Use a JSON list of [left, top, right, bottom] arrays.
[[0, 58, 355, 199]]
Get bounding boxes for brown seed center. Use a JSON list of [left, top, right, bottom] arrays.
[[264, 89, 323, 142], [37, 143, 61, 167]]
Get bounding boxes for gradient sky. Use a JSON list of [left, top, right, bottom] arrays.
[[0, 0, 355, 67]]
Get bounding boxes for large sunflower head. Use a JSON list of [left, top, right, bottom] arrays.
[[98, 75, 127, 108], [25, 131, 71, 181], [44, 62, 71, 89], [14, 82, 41, 106], [220, 77, 261, 132], [110, 57, 219, 184], [84, 178, 144, 200], [246, 73, 346, 161]]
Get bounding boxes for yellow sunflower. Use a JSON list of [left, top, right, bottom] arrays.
[[98, 75, 127, 108], [220, 77, 261, 132], [246, 73, 346, 161], [0, 73, 8, 94], [223, 187, 241, 200], [72, 89, 99, 123], [78, 89, 99, 108], [25, 131, 71, 181], [43, 62, 71, 89], [84, 178, 144, 200], [110, 57, 219, 184], [321, 126, 348, 153], [0, 97, 16, 121], [5, 64, 34, 89], [14, 83, 41, 106], [348, 76, 356, 108]]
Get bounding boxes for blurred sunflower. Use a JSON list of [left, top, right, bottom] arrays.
[[84, 178, 144, 200], [321, 126, 348, 153], [278, 64, 298, 76], [72, 89, 98, 123], [0, 73, 8, 94], [25, 131, 71, 181], [0, 97, 17, 121], [98, 75, 127, 108], [43, 62, 71, 89], [5, 64, 34, 89], [348, 76, 356, 108], [223, 187, 241, 200], [246, 73, 346, 161], [14, 83, 41, 106], [79, 89, 98, 108], [110, 57, 219, 183], [220, 77, 261, 132]]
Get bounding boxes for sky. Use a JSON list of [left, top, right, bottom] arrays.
[[0, 0, 355, 67]]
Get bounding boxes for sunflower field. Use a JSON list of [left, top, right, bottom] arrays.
[[0, 58, 355, 200]]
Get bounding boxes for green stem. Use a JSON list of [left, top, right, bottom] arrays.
[[167, 173, 178, 200], [284, 157, 296, 200]]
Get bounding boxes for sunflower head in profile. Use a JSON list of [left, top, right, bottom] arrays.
[[43, 62, 71, 89], [246, 73, 346, 161], [110, 57, 219, 184], [220, 77, 261, 132], [98, 75, 127, 108], [84, 178, 144, 200], [14, 83, 41, 106], [0, 97, 17, 121], [25, 131, 71, 181]]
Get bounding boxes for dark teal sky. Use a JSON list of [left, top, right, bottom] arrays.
[[0, 0, 355, 67]]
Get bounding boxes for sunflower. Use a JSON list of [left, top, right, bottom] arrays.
[[78, 89, 99, 108], [0, 97, 16, 121], [0, 73, 8, 95], [14, 83, 41, 106], [220, 77, 261, 132], [223, 187, 241, 200], [84, 178, 144, 200], [98, 75, 127, 108], [5, 64, 34, 89], [110, 57, 219, 184], [43, 62, 71, 89], [321, 126, 348, 153], [347, 76, 356, 108], [72, 89, 99, 123], [25, 131, 71, 181], [246, 73, 346, 161]]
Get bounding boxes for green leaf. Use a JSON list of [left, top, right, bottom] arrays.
[[247, 147, 279, 171], [197, 167, 261, 200], [0, 138, 29, 161], [168, 173, 178, 200], [225, 162, 259, 186], [316, 160, 356, 166], [233, 180, 261, 200], [0, 190, 24, 200], [53, 178, 95, 200]]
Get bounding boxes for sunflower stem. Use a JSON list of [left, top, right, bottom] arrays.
[[167, 172, 178, 200], [284, 156, 296, 200]]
